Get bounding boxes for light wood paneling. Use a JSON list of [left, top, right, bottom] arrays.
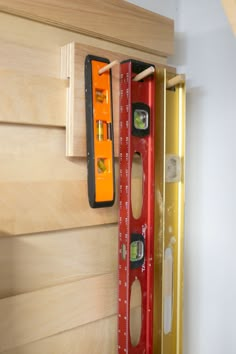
[[0, 39, 60, 78], [1, 308, 141, 354], [0, 180, 118, 235], [0, 273, 116, 352], [0, 273, 140, 352], [0, 0, 174, 56], [0, 124, 84, 182], [0, 175, 144, 236], [62, 42, 123, 157], [2, 317, 118, 354], [0, 70, 67, 126], [0, 6, 177, 354], [0, 43, 172, 153], [0, 174, 148, 237], [0, 124, 144, 235], [0, 13, 168, 79], [0, 225, 117, 298], [2, 307, 139, 354], [0, 172, 141, 235]]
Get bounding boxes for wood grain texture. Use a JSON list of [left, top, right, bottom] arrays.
[[2, 317, 118, 354], [0, 13, 173, 131], [0, 124, 83, 183], [222, 0, 236, 35], [0, 0, 174, 56], [0, 70, 67, 126], [0, 225, 117, 298], [0, 8, 178, 354], [0, 42, 172, 142], [0, 180, 118, 235], [0, 273, 140, 352], [0, 38, 60, 78], [0, 123, 118, 235], [0, 177, 142, 235], [1, 308, 141, 354], [0, 273, 116, 352], [0, 124, 144, 235], [0, 12, 168, 79], [62, 42, 123, 157]]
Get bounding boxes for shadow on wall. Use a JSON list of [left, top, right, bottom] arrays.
[[166, 9, 236, 354], [168, 32, 187, 68], [183, 85, 207, 350]]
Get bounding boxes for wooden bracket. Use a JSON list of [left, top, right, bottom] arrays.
[[61, 42, 123, 157], [166, 74, 185, 89]]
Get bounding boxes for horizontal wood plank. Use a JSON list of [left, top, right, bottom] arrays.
[[0, 124, 83, 182], [2, 316, 118, 354], [0, 70, 67, 126], [1, 308, 141, 354], [0, 124, 143, 235], [0, 12, 168, 80], [0, 273, 117, 352], [0, 176, 146, 235], [0, 225, 118, 298], [0, 180, 118, 235], [0, 0, 174, 56], [0, 45, 172, 150], [0, 38, 60, 78], [0, 273, 140, 352]]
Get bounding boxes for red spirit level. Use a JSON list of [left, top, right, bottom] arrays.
[[118, 60, 155, 354], [85, 55, 115, 208]]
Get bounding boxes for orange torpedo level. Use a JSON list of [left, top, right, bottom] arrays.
[[85, 55, 115, 208]]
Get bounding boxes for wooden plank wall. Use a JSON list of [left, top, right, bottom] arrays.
[[0, 0, 174, 56], [0, 6, 172, 353]]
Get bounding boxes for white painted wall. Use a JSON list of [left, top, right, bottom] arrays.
[[175, 1, 236, 354], [128, 1, 236, 353]]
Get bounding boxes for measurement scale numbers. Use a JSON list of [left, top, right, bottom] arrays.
[[118, 60, 155, 354]]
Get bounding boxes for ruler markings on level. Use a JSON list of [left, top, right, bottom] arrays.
[[118, 60, 155, 354]]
